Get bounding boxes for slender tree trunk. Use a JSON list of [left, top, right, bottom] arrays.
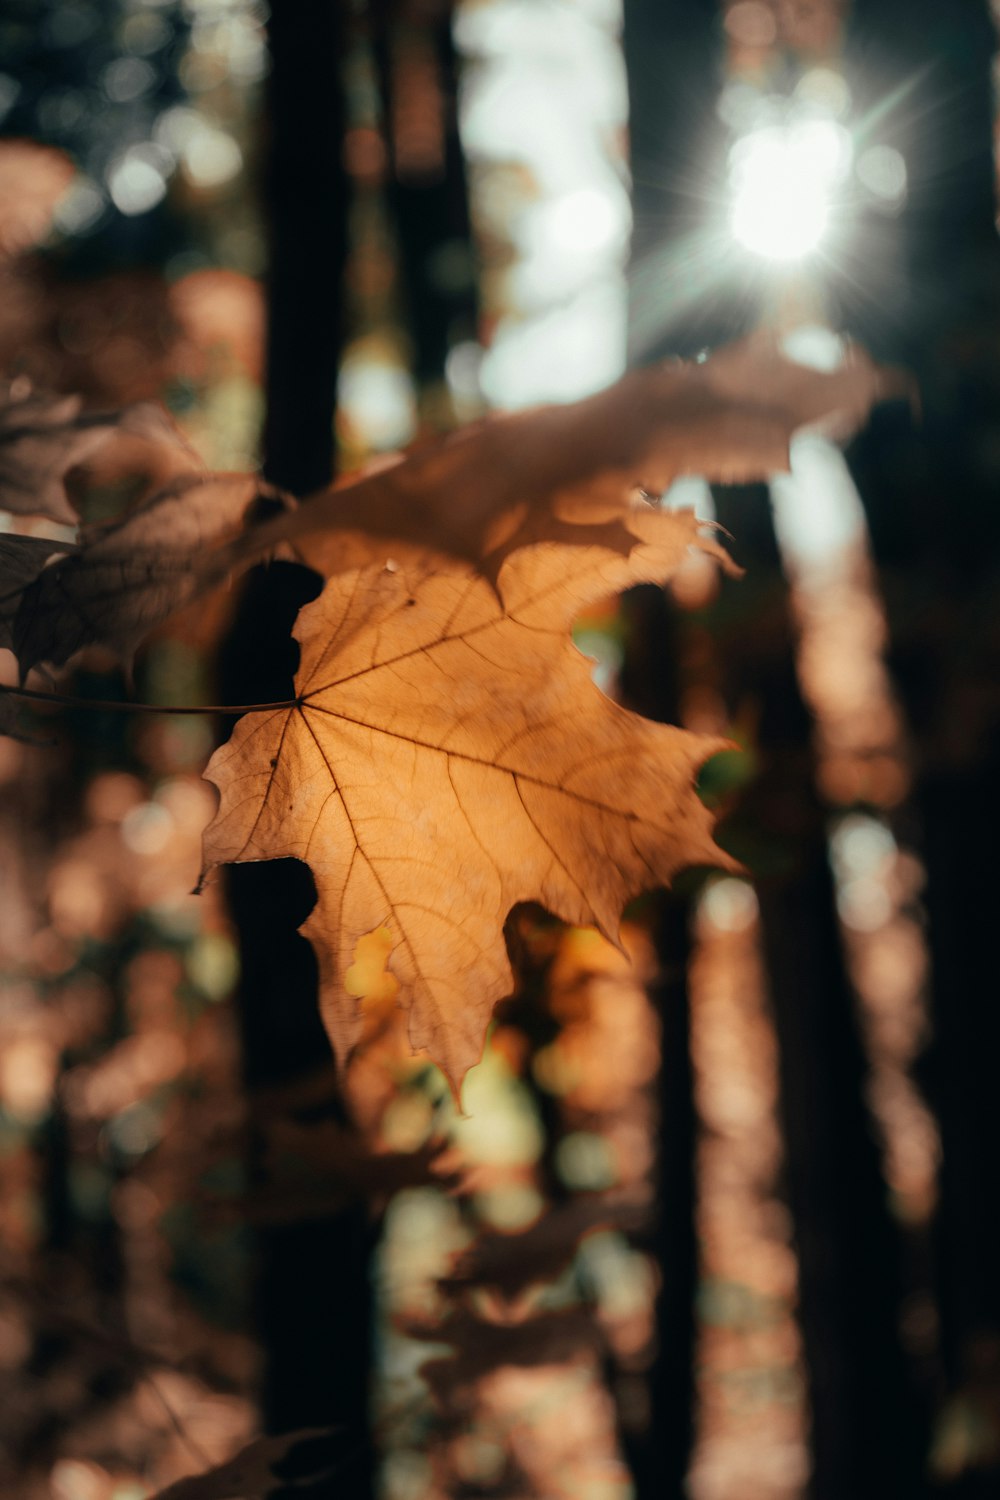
[[711, 481, 929, 1499], [371, 0, 478, 391], [845, 9, 1000, 1490], [624, 1, 938, 1488], [622, 6, 735, 1486], [617, 589, 698, 1497], [623, 0, 749, 363], [221, 6, 375, 1493]]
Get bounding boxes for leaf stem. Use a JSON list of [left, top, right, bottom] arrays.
[[0, 682, 298, 716]]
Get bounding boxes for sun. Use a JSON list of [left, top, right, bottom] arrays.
[[729, 115, 853, 262]]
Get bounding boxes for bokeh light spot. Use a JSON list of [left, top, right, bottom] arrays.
[[182, 125, 243, 188], [121, 801, 174, 855], [107, 146, 170, 216], [53, 175, 105, 235], [700, 877, 759, 934], [555, 1130, 618, 1190], [857, 144, 907, 207], [101, 56, 156, 104], [474, 1181, 546, 1231]]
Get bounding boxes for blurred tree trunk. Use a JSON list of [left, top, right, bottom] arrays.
[[624, 2, 931, 1492], [616, 591, 698, 1498], [624, 0, 743, 363], [710, 481, 930, 1499], [220, 5, 375, 1494], [371, 0, 478, 393], [622, 8, 738, 1491], [621, 7, 731, 1484], [846, 6, 1000, 1491]]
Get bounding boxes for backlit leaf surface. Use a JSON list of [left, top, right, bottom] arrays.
[[239, 329, 912, 588], [201, 506, 736, 1093]]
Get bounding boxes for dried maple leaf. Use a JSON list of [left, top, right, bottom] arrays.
[[0, 685, 43, 743], [0, 388, 192, 524], [0, 533, 76, 650], [0, 391, 116, 524], [1, 334, 907, 685], [201, 506, 737, 1094], [11, 474, 291, 678], [229, 329, 913, 588]]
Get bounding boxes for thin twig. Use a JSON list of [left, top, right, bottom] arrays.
[[0, 682, 299, 715]]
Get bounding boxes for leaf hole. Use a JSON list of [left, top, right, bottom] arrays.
[[345, 925, 399, 1010]]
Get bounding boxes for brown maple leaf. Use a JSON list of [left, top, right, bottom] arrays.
[[229, 329, 913, 588], [0, 533, 76, 649], [0, 333, 908, 685], [11, 473, 292, 678], [0, 387, 194, 524], [200, 505, 737, 1094], [0, 390, 234, 681]]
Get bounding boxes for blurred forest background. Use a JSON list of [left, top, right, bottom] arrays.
[[2, 1, 1000, 1497]]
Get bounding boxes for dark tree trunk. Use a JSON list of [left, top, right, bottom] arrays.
[[624, 0, 941, 1490], [623, 0, 753, 363], [371, 0, 479, 391], [622, 5, 740, 1488], [845, 8, 1000, 1491], [617, 589, 698, 1498], [711, 482, 930, 1499], [262, 0, 346, 498], [220, 6, 375, 1494]]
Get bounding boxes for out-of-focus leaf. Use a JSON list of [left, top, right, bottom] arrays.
[[3, 333, 907, 686], [12, 474, 291, 677], [408, 1304, 602, 1407], [0, 533, 76, 649], [229, 330, 913, 589], [235, 1122, 458, 1224], [0, 392, 114, 524], [0, 390, 194, 525], [0, 683, 45, 742], [443, 1191, 649, 1297], [146, 1427, 342, 1499]]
